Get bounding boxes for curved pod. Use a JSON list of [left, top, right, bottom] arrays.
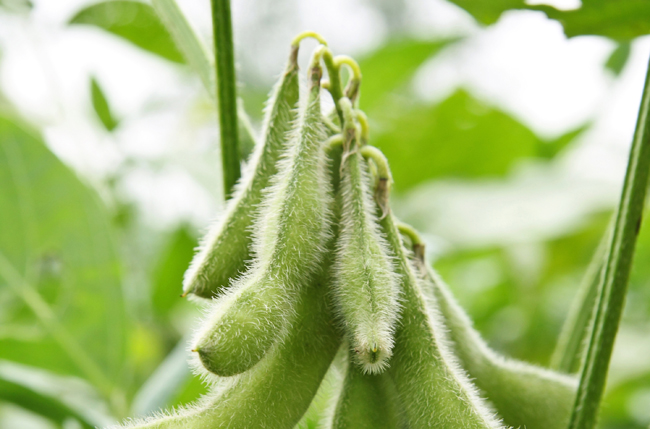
[[333, 147, 399, 373], [379, 214, 503, 429], [183, 45, 301, 299], [193, 52, 332, 376], [421, 268, 577, 429]]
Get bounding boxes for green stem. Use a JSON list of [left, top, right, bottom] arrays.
[[322, 49, 344, 123], [550, 225, 610, 373], [568, 54, 650, 429], [360, 145, 392, 218], [211, 0, 240, 199]]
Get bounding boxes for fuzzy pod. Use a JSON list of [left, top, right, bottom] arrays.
[[114, 253, 341, 429], [193, 52, 332, 376], [333, 147, 399, 374], [420, 267, 577, 429], [182, 44, 301, 299], [296, 346, 347, 429], [379, 214, 503, 429], [331, 352, 402, 429]]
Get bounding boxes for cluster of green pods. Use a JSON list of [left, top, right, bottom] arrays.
[[118, 33, 579, 429]]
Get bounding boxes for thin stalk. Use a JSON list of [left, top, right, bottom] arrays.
[[568, 54, 650, 429], [211, 0, 240, 199], [550, 225, 610, 373]]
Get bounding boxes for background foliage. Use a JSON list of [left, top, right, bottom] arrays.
[[0, 0, 649, 427]]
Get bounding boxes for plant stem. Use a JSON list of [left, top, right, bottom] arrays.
[[550, 225, 610, 373], [211, 0, 240, 199], [567, 54, 650, 429]]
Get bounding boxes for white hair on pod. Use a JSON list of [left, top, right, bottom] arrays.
[[332, 151, 400, 374], [182, 52, 301, 299], [420, 265, 578, 429], [191, 59, 334, 378]]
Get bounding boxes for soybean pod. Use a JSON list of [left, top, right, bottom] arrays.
[[394, 216, 577, 429], [359, 147, 502, 428], [192, 47, 332, 376], [116, 252, 341, 429], [332, 352, 402, 429], [420, 264, 577, 429], [331, 98, 399, 374], [182, 34, 318, 299], [379, 214, 502, 428]]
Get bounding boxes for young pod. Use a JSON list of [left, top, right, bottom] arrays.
[[332, 352, 402, 429], [192, 48, 332, 376], [378, 212, 503, 429], [420, 266, 577, 429], [182, 42, 301, 299], [331, 98, 399, 374], [115, 248, 342, 429]]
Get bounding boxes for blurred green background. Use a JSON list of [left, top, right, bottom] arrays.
[[1, 0, 650, 427]]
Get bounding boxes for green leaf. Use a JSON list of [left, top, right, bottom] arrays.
[[446, 0, 650, 41], [151, 226, 196, 317], [358, 38, 457, 111], [0, 0, 33, 13], [445, 0, 524, 26], [568, 55, 650, 429], [605, 42, 632, 76], [0, 366, 98, 428], [537, 124, 589, 159], [90, 77, 119, 132], [532, 1, 650, 41], [131, 336, 195, 416], [371, 89, 584, 191], [0, 115, 126, 400], [69, 0, 184, 64], [151, 0, 213, 94], [151, 0, 259, 167]]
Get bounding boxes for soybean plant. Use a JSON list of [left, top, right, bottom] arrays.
[[118, 33, 589, 429]]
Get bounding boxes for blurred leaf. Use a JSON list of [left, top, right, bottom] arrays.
[[151, 226, 196, 317], [90, 77, 119, 132], [150, 0, 260, 161], [445, 0, 523, 26], [167, 372, 206, 409], [237, 100, 258, 161], [543, 212, 611, 286], [372, 90, 583, 190], [0, 115, 126, 394], [532, 1, 650, 41], [358, 38, 456, 111], [0, 0, 32, 13], [605, 41, 632, 76], [0, 375, 96, 428], [600, 373, 650, 429], [131, 335, 193, 416], [537, 124, 589, 159], [151, 0, 213, 92], [69, 0, 184, 63], [447, 0, 650, 40], [629, 207, 650, 319]]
